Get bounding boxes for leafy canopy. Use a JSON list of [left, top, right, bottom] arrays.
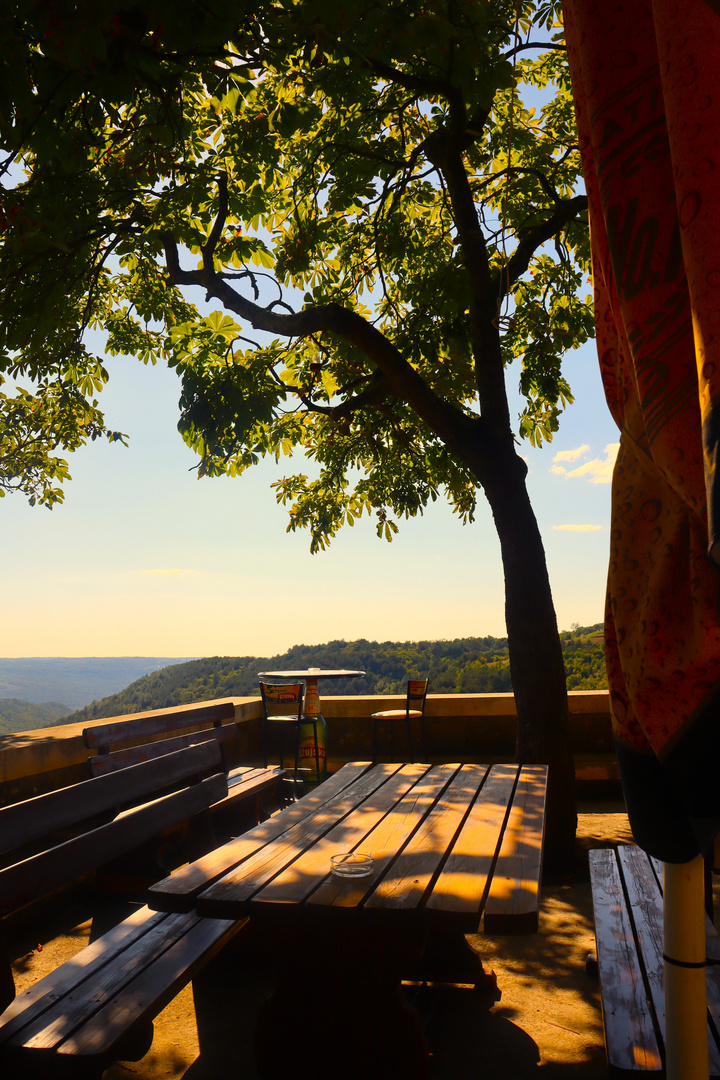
[[0, 0, 593, 527]]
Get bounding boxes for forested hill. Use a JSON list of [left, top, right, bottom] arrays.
[[60, 626, 606, 727]]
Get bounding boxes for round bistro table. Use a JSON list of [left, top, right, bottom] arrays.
[[258, 669, 366, 783]]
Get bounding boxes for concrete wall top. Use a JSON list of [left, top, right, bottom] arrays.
[[0, 690, 610, 787]]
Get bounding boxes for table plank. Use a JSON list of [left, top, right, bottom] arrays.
[[307, 764, 467, 913], [148, 761, 374, 912], [196, 763, 404, 917], [364, 764, 487, 914], [425, 763, 517, 924], [483, 765, 548, 933], [256, 763, 436, 908]]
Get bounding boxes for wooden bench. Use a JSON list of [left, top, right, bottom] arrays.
[[589, 845, 720, 1076], [83, 701, 285, 829], [0, 740, 250, 1075]]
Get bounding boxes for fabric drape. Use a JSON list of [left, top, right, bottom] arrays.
[[562, 0, 720, 861]]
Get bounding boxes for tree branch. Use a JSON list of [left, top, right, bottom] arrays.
[[161, 233, 494, 477], [492, 193, 588, 296], [202, 171, 228, 272]]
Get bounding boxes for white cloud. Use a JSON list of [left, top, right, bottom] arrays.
[[552, 444, 591, 463], [551, 442, 619, 485], [553, 524, 603, 532]]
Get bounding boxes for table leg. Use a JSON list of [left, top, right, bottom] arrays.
[[253, 919, 429, 1080], [407, 927, 500, 999]]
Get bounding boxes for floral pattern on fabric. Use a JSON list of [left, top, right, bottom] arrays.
[[562, 0, 720, 760]]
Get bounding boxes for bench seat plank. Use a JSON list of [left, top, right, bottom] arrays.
[[483, 765, 548, 934], [0, 906, 242, 1060], [589, 847, 662, 1074], [617, 846, 720, 1076], [0, 907, 169, 1042], [148, 761, 375, 913], [61, 912, 241, 1057]]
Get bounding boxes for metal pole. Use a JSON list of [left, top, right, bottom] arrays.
[[664, 855, 709, 1080]]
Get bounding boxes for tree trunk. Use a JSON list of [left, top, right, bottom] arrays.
[[484, 460, 578, 874]]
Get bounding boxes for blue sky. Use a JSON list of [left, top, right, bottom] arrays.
[[2, 326, 619, 658]]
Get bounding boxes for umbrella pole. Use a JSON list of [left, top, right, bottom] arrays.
[[664, 855, 709, 1080]]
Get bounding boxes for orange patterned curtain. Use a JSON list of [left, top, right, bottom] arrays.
[[562, 0, 720, 860]]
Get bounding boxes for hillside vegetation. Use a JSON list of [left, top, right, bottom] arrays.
[[60, 626, 607, 727], [0, 699, 71, 735]]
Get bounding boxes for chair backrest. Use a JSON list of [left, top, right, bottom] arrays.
[[260, 681, 304, 720], [407, 679, 429, 715]]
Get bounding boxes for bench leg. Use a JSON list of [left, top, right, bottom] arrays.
[[0, 921, 15, 1012]]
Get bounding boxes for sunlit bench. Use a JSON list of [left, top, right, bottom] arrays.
[[589, 845, 720, 1075]]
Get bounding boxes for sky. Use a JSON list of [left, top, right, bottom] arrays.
[[1, 322, 620, 658]]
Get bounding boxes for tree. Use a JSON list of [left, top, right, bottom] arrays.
[[0, 1, 594, 867]]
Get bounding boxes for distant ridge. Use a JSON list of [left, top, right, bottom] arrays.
[[0, 657, 196, 709], [59, 625, 606, 728]]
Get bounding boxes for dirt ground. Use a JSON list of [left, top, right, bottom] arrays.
[[9, 807, 635, 1080]]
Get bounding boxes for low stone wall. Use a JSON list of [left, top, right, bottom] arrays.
[[0, 690, 614, 806]]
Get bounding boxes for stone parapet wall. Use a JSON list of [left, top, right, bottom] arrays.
[[0, 691, 613, 806]]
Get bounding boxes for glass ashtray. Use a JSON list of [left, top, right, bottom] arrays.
[[330, 853, 375, 878]]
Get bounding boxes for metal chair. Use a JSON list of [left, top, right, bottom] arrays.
[[260, 681, 319, 796], [371, 679, 429, 763]]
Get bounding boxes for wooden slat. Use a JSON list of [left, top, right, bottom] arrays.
[[621, 845, 720, 1076], [212, 767, 285, 813], [0, 907, 169, 1043], [589, 848, 662, 1073], [255, 764, 433, 907], [617, 846, 667, 1056], [0, 772, 228, 917], [364, 764, 484, 914], [426, 763, 516, 924], [149, 761, 375, 913], [59, 914, 243, 1057], [14, 911, 202, 1050], [0, 741, 223, 857], [307, 764, 459, 912], [82, 701, 236, 750], [196, 763, 403, 917], [88, 726, 238, 775], [707, 922, 720, 1059], [483, 765, 547, 934]]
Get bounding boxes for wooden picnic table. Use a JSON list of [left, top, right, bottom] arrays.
[[149, 760, 547, 1080]]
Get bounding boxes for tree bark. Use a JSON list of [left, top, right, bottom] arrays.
[[483, 453, 578, 873]]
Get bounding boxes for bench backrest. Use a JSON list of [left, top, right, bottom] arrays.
[[87, 725, 239, 777], [0, 741, 228, 919], [0, 740, 224, 857], [82, 700, 236, 754]]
